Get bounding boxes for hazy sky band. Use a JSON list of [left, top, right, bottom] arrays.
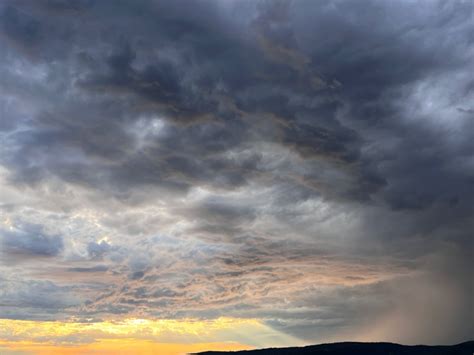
[[0, 0, 472, 349]]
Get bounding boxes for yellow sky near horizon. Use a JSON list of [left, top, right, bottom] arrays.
[[0, 317, 303, 355], [0, 339, 252, 355]]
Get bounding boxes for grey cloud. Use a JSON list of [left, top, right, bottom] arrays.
[[188, 199, 257, 226], [68, 265, 108, 273], [281, 122, 359, 162], [0, 5, 41, 48], [266, 247, 473, 344], [0, 223, 63, 257], [0, 277, 81, 320], [87, 240, 111, 259]]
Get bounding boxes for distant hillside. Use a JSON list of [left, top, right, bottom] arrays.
[[194, 341, 474, 355]]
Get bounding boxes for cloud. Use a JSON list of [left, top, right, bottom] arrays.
[[0, 277, 81, 321], [67, 265, 108, 273], [87, 240, 111, 259], [0, 0, 472, 346], [1, 223, 63, 257]]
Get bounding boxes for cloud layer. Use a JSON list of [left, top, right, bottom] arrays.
[[0, 0, 472, 346]]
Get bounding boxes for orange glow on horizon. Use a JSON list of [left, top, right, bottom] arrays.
[[0, 317, 282, 355], [0, 338, 252, 355], [0, 316, 304, 354], [0, 317, 261, 338]]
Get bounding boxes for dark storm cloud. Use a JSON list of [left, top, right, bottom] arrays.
[[0, 0, 472, 345], [0, 5, 41, 48], [0, 0, 456, 202]]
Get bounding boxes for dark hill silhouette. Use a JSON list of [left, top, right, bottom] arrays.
[[194, 341, 474, 355]]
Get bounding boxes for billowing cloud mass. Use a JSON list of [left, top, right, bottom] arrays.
[[0, 0, 472, 350]]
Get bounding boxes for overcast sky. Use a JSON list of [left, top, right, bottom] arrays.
[[0, 0, 473, 351]]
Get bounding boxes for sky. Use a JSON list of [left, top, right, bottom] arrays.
[[0, 0, 473, 354]]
